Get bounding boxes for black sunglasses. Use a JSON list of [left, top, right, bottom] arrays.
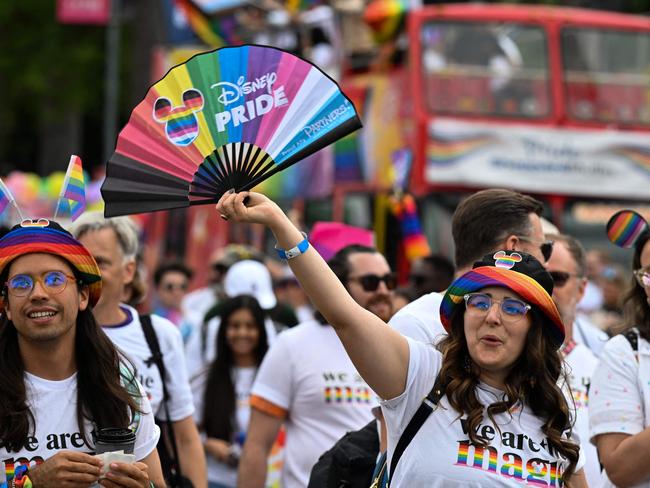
[[348, 273, 398, 292], [549, 271, 580, 288]]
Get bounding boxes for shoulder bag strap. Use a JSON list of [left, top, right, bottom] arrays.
[[388, 374, 448, 481], [140, 314, 185, 480], [622, 328, 639, 353]]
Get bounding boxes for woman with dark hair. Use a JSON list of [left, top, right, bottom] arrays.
[[589, 229, 650, 487], [217, 191, 587, 487], [193, 295, 269, 488]]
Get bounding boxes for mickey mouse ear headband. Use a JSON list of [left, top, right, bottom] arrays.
[[606, 210, 649, 249]]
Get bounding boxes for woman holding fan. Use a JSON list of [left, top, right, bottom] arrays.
[[216, 190, 587, 487]]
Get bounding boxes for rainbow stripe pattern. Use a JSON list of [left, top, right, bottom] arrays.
[[363, 0, 407, 44], [607, 209, 649, 248], [440, 266, 564, 348], [427, 133, 495, 166], [493, 251, 522, 270], [0, 220, 101, 310], [102, 45, 361, 217], [59, 155, 86, 222], [389, 194, 431, 261]]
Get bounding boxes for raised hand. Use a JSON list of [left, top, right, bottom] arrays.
[[216, 191, 284, 227], [28, 451, 102, 487]]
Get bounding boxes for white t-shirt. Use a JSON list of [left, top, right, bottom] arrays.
[[381, 337, 585, 487], [563, 342, 601, 488], [388, 292, 446, 344], [590, 330, 650, 488], [192, 366, 256, 487], [573, 315, 609, 357], [0, 371, 159, 485], [250, 320, 375, 488], [102, 305, 195, 421], [185, 315, 277, 379]]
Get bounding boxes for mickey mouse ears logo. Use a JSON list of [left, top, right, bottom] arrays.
[[20, 218, 50, 228], [606, 210, 649, 249], [493, 251, 522, 269]]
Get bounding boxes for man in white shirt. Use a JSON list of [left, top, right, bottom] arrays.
[[546, 234, 609, 357], [545, 234, 606, 487], [0, 219, 163, 487], [389, 189, 551, 343], [71, 212, 208, 488], [238, 245, 395, 488]]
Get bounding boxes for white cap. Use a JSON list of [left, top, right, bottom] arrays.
[[224, 260, 277, 310]]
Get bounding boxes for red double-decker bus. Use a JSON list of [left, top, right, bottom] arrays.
[[407, 3, 650, 221]]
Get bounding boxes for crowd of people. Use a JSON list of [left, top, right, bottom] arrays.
[[0, 187, 648, 488]]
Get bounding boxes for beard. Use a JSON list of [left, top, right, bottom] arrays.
[[366, 295, 394, 322]]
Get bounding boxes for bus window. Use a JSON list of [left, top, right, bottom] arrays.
[[562, 27, 650, 127], [420, 21, 550, 119]]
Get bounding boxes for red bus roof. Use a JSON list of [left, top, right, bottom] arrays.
[[415, 3, 650, 30]]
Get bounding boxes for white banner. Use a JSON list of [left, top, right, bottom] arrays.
[[425, 118, 650, 199]]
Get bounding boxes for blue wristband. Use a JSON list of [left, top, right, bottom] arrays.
[[275, 232, 309, 260]]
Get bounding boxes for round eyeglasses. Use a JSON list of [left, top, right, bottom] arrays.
[[5, 271, 79, 297], [634, 268, 650, 288], [463, 293, 531, 323]]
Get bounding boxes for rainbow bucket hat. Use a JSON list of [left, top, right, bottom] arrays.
[[0, 219, 101, 309], [440, 250, 564, 348]]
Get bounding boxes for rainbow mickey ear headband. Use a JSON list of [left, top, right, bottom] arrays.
[[606, 210, 649, 249]]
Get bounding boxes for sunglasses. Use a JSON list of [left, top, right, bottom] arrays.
[[162, 282, 188, 292], [463, 293, 531, 323], [517, 236, 554, 262], [549, 271, 580, 288], [634, 268, 650, 287], [5, 271, 79, 297], [348, 273, 398, 292]]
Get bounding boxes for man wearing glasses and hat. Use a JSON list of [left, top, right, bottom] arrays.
[[0, 220, 163, 488]]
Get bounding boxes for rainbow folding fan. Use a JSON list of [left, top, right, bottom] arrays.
[[101, 45, 362, 217]]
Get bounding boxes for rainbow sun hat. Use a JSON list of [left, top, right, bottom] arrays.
[[0, 219, 101, 309], [440, 250, 564, 348]]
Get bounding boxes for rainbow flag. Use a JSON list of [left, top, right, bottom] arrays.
[[57, 155, 86, 222], [390, 193, 430, 261], [174, 0, 225, 48], [0, 178, 20, 221]]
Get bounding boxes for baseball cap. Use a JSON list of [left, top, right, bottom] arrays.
[[0, 219, 102, 309], [224, 260, 277, 310], [440, 250, 564, 348]]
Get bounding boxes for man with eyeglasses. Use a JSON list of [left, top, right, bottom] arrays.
[[238, 245, 392, 488], [390, 188, 551, 344], [70, 213, 208, 488], [0, 219, 165, 487], [544, 233, 607, 487]]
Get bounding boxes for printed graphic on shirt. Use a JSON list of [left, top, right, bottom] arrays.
[[453, 419, 569, 486], [1, 430, 94, 484], [322, 371, 372, 404]]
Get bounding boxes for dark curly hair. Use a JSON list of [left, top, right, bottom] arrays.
[[436, 305, 580, 483]]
